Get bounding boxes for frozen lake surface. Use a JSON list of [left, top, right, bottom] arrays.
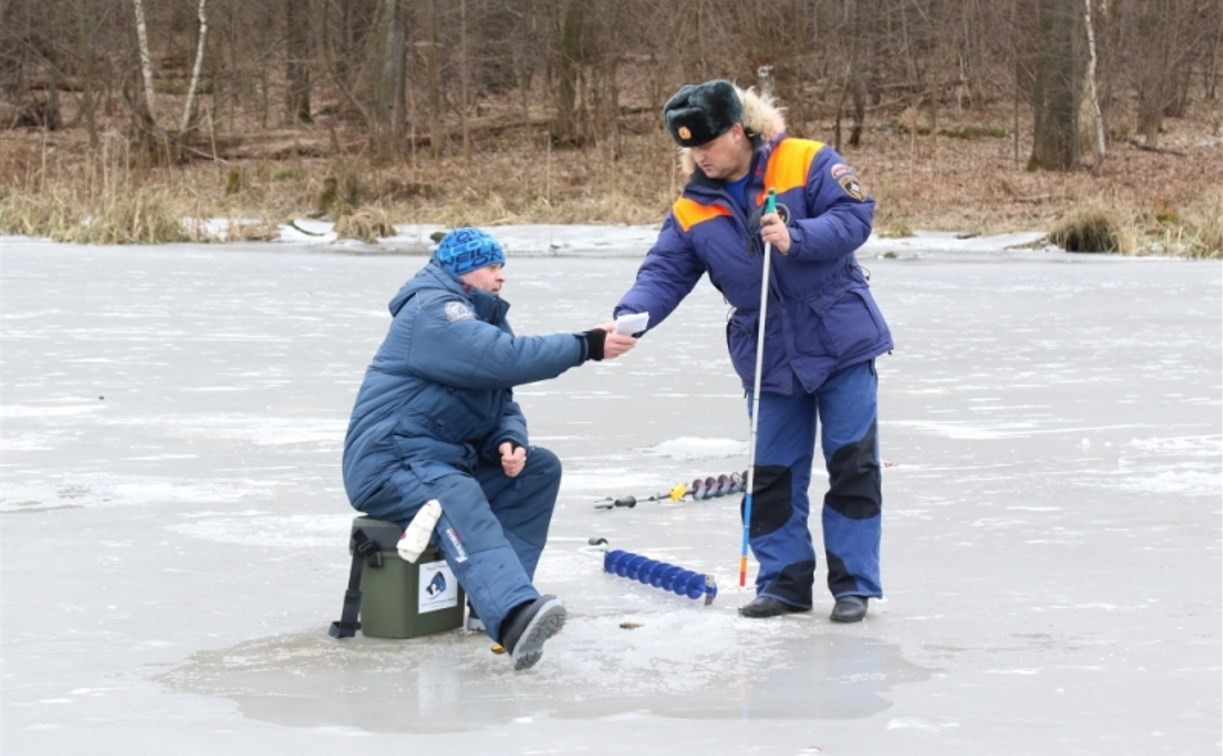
[[2, 230, 1220, 755]]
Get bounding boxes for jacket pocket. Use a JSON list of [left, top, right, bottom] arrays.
[[727, 311, 787, 388], [809, 287, 886, 359], [726, 312, 756, 382]]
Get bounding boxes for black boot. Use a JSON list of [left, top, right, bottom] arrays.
[[738, 596, 809, 618], [830, 595, 868, 623], [499, 595, 566, 670]]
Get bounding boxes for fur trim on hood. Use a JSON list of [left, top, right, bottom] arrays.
[[677, 85, 786, 177]]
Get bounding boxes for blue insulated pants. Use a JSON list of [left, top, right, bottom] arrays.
[[745, 360, 883, 606], [361, 446, 562, 642]]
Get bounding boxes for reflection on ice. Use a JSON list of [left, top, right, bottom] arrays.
[[159, 620, 929, 732]]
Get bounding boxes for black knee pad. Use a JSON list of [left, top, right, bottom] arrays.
[[826, 422, 881, 520], [741, 465, 792, 537], [825, 552, 858, 595]]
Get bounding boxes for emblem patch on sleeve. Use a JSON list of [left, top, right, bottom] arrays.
[[830, 163, 867, 201], [830, 163, 854, 180], [444, 300, 475, 322], [837, 173, 867, 202]]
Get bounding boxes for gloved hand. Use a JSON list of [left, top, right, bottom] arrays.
[[583, 328, 607, 361]]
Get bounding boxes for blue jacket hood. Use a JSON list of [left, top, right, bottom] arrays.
[[389, 260, 504, 321]]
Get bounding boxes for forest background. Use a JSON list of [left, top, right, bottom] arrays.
[[1, 0, 1220, 255]]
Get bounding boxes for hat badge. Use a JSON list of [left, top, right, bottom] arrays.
[[677, 125, 691, 140]]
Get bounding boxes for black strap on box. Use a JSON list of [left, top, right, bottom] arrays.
[[328, 527, 382, 639]]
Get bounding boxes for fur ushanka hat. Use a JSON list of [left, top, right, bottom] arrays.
[[662, 79, 744, 148]]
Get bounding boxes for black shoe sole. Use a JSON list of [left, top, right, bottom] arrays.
[[738, 596, 809, 618], [507, 597, 566, 670]]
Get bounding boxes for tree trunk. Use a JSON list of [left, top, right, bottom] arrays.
[[1082, 0, 1106, 161], [1134, 2, 1172, 147], [65, 0, 97, 145], [552, 0, 586, 147], [286, 0, 312, 123], [180, 0, 208, 135], [847, 0, 868, 147], [459, 0, 471, 162], [1030, 0, 1078, 170], [422, 0, 444, 157], [365, 0, 404, 155], [1012, 0, 1022, 167], [132, 0, 157, 122], [1210, 6, 1223, 101]]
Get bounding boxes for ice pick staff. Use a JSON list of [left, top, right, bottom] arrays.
[[740, 188, 777, 588]]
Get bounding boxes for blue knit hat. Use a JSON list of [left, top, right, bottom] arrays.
[[433, 227, 506, 276]]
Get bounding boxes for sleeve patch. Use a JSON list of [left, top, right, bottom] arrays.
[[444, 300, 475, 322], [837, 173, 867, 202]]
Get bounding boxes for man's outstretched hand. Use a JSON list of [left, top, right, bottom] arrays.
[[593, 322, 637, 360]]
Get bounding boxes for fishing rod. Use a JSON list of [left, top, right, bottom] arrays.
[[592, 470, 747, 510]]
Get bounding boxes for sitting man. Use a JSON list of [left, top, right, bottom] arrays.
[[342, 227, 635, 670]]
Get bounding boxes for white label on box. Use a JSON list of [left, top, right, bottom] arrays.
[[417, 558, 460, 613]]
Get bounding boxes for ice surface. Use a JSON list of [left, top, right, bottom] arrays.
[[1, 230, 1220, 755]]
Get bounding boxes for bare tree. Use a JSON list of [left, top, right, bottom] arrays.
[[1082, 0, 1106, 160], [458, 0, 471, 161], [1030, 0, 1079, 170], [286, 0, 311, 123], [180, 0, 208, 135], [132, 0, 157, 122], [127, 0, 209, 159], [1127, 0, 1213, 147], [419, 0, 445, 157], [552, 0, 587, 147]]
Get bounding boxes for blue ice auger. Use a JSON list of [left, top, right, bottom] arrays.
[[602, 549, 717, 605]]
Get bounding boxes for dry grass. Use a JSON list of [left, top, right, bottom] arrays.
[[1186, 190, 1223, 257], [859, 116, 1223, 257], [221, 213, 283, 242], [0, 181, 198, 244], [1, 104, 1219, 256], [334, 205, 397, 243], [1050, 205, 1124, 253]]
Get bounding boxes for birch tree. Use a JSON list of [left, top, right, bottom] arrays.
[[180, 0, 207, 134], [1083, 0, 1106, 160], [132, 0, 157, 122], [131, 0, 209, 157]]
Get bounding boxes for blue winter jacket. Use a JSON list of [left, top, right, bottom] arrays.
[[343, 260, 588, 508], [615, 133, 893, 394]]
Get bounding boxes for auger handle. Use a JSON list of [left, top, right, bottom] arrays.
[[593, 495, 637, 510]]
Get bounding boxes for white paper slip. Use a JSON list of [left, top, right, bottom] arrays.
[[615, 311, 650, 335]]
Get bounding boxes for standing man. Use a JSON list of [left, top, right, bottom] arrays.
[[343, 227, 635, 669], [614, 80, 892, 622]]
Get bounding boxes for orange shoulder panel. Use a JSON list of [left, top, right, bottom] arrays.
[[672, 197, 732, 232], [757, 138, 824, 206]]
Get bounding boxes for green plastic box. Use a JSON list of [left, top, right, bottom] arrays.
[[350, 516, 464, 639]]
